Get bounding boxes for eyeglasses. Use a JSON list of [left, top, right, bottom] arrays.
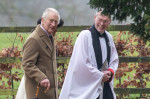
[[96, 18, 109, 24], [49, 19, 58, 25]]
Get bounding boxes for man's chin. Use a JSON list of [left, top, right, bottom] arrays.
[[98, 30, 105, 33], [48, 30, 54, 34]]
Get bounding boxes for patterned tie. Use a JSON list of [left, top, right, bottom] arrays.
[[49, 34, 53, 44]]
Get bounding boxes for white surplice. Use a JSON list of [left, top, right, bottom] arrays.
[[59, 30, 119, 99]]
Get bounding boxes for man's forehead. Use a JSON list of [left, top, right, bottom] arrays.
[[97, 12, 110, 18], [97, 14, 110, 20]]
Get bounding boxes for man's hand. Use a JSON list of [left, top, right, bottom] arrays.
[[102, 71, 111, 82], [40, 79, 50, 92]]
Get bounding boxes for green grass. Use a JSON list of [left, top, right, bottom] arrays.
[[0, 31, 129, 51], [0, 32, 80, 51], [0, 31, 123, 51], [0, 33, 30, 51]]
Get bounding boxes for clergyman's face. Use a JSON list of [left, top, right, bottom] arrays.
[[42, 12, 58, 35], [94, 13, 110, 34]]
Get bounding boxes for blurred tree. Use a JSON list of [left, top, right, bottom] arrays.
[[89, 0, 150, 42]]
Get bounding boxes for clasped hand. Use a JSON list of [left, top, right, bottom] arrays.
[[102, 71, 111, 82]]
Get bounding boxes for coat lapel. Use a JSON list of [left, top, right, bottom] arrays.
[[36, 25, 53, 55]]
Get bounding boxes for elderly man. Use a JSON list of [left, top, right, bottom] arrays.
[[17, 8, 60, 99], [59, 10, 119, 99]]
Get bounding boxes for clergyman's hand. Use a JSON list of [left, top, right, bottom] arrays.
[[102, 71, 111, 82], [40, 79, 50, 92]]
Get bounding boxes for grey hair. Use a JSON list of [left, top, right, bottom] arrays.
[[41, 8, 60, 24]]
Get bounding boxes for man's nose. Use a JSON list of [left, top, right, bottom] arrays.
[[51, 22, 56, 26], [52, 20, 58, 26], [100, 21, 105, 25]]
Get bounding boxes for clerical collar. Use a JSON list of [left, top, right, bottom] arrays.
[[40, 25, 50, 36], [99, 33, 105, 37]]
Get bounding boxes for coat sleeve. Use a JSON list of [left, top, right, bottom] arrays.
[[22, 38, 47, 83]]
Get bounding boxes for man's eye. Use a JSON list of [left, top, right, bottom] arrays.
[[50, 20, 53, 22]]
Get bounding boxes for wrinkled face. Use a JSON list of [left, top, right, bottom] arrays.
[[41, 12, 59, 35], [94, 13, 111, 34]]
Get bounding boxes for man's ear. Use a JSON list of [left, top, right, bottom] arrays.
[[41, 18, 45, 24]]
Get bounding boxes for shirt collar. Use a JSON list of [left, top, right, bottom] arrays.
[[40, 25, 49, 36]]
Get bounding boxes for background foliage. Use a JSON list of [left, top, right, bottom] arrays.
[[0, 31, 149, 98], [114, 31, 150, 98]]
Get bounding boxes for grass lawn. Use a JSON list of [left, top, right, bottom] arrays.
[[0, 33, 30, 51]]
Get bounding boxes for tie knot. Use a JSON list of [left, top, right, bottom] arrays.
[[49, 35, 52, 39]]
